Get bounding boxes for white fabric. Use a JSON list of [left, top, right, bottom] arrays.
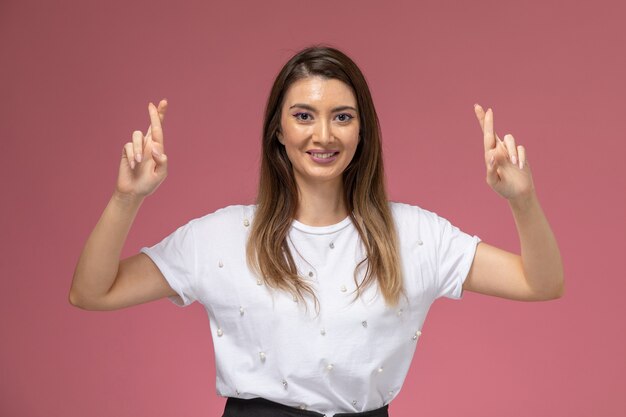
[[140, 202, 480, 416]]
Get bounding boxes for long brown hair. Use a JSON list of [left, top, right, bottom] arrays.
[[246, 45, 404, 313]]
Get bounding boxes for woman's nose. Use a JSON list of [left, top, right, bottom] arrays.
[[313, 119, 333, 145]]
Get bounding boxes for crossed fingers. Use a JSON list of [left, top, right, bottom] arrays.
[[125, 99, 167, 169], [473, 104, 526, 170]]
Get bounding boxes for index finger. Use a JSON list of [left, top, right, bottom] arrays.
[[474, 104, 502, 149], [474, 103, 486, 131], [483, 107, 496, 152], [148, 101, 166, 146], [144, 100, 168, 144]]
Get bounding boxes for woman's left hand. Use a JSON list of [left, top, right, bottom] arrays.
[[474, 104, 536, 205]]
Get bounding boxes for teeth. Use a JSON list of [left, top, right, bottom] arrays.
[[311, 152, 336, 159]]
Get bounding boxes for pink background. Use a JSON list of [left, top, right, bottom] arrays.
[[1, 0, 625, 416]]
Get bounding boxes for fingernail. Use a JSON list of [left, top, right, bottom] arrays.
[[130, 160, 135, 169], [152, 148, 160, 157], [511, 155, 517, 165], [519, 160, 524, 169], [490, 156, 495, 167], [473, 103, 479, 108], [136, 153, 142, 163]]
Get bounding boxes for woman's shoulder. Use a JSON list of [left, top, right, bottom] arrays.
[[388, 201, 473, 241], [388, 201, 458, 239], [388, 201, 438, 222], [191, 204, 257, 231]]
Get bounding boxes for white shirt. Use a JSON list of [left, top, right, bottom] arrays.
[[140, 202, 480, 417]]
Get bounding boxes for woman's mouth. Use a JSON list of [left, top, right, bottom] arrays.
[[307, 151, 339, 163]]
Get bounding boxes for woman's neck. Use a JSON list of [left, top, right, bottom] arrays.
[[294, 177, 348, 227]]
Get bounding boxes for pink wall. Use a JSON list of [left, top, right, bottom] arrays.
[[1, 0, 624, 416]]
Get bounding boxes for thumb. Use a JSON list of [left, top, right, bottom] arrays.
[[151, 146, 168, 172], [485, 153, 499, 187]]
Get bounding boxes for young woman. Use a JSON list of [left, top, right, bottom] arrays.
[[70, 46, 564, 417]]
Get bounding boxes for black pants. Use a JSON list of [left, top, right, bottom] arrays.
[[222, 397, 389, 417]]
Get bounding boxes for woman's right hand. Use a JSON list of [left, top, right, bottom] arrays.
[[116, 99, 169, 199]]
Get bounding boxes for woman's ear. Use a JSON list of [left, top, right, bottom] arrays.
[[277, 130, 284, 145]]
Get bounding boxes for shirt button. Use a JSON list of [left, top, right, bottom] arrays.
[[396, 309, 403, 316], [352, 400, 357, 406], [259, 351, 266, 362], [377, 366, 384, 373], [299, 404, 307, 410], [243, 219, 250, 227], [257, 279, 263, 286], [412, 330, 422, 340], [340, 285, 347, 292], [329, 242, 335, 249], [217, 328, 223, 337], [239, 306, 245, 316], [308, 271, 314, 277], [362, 320, 368, 328], [218, 260, 224, 268], [320, 328, 326, 335], [326, 363, 334, 370], [417, 239, 423, 246], [282, 379, 288, 389]]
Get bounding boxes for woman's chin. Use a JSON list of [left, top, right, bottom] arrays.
[[296, 169, 344, 186]]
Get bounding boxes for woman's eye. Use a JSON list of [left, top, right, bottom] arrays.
[[336, 113, 354, 122], [294, 112, 311, 121]]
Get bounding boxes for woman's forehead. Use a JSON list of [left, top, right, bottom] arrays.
[[283, 76, 357, 108]]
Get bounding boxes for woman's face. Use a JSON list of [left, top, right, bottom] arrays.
[[277, 76, 360, 189]]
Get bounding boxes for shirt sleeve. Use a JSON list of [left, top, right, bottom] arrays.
[[139, 219, 199, 307], [435, 215, 481, 300]]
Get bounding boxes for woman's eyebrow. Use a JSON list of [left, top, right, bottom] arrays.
[[289, 103, 358, 113]]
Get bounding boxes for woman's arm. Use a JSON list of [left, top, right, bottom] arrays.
[[462, 105, 564, 301], [69, 100, 172, 309]]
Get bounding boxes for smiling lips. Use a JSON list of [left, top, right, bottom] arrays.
[[307, 150, 339, 163]]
